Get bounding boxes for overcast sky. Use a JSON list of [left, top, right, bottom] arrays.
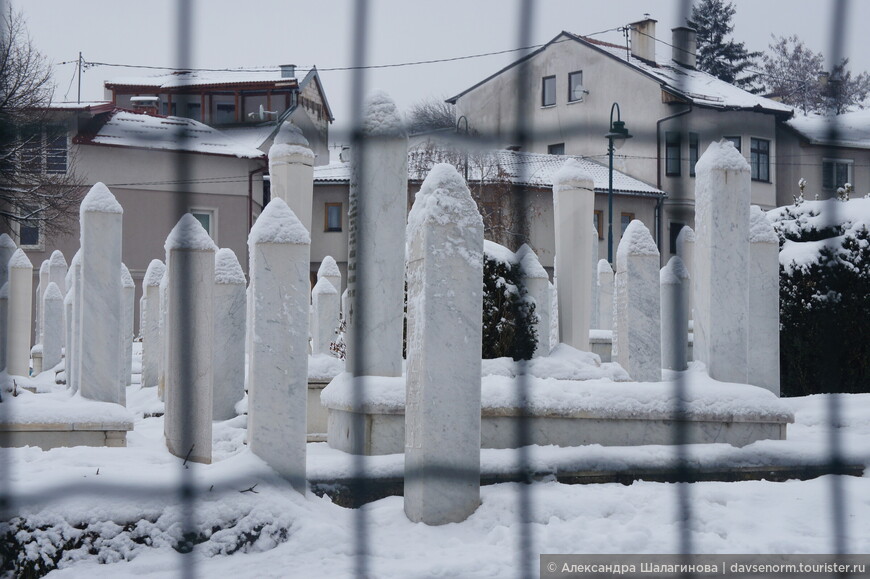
[[11, 0, 869, 144]]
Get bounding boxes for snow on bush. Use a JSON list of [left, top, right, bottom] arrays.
[[482, 241, 537, 360]]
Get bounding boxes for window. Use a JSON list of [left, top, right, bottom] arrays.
[[17, 206, 41, 248], [568, 71, 584, 102], [669, 221, 686, 255], [162, 102, 177, 116], [593, 210, 603, 239], [215, 103, 236, 124], [325, 202, 342, 232], [541, 76, 556, 107], [750, 138, 770, 182], [548, 143, 565, 155], [665, 132, 681, 176], [724, 136, 741, 152], [689, 133, 699, 177], [621, 212, 634, 236], [822, 159, 852, 190], [189, 208, 216, 240], [187, 103, 202, 122], [18, 125, 67, 175]]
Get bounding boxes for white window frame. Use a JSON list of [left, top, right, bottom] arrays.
[[568, 70, 585, 103], [822, 158, 853, 190], [189, 207, 218, 242]]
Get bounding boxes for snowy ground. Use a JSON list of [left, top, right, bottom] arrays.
[[2, 349, 870, 578]]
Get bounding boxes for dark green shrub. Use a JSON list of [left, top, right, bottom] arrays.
[[481, 250, 537, 360]]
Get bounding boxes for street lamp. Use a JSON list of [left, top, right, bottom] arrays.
[[605, 102, 632, 263]]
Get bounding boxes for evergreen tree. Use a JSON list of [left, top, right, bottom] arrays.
[[687, 0, 761, 90]]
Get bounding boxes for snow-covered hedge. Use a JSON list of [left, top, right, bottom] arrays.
[[482, 241, 537, 360], [769, 198, 870, 396]]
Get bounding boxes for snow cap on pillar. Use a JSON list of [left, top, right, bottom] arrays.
[[165, 213, 218, 253], [362, 90, 407, 138], [8, 248, 32, 270], [407, 163, 482, 236], [553, 158, 594, 194], [80, 182, 123, 217], [49, 250, 67, 269], [268, 121, 314, 165], [248, 197, 310, 247], [120, 263, 134, 289], [215, 248, 245, 285], [695, 139, 750, 174], [144, 259, 166, 288], [317, 255, 341, 279]]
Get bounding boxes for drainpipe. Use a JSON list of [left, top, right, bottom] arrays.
[[655, 101, 693, 253], [248, 162, 268, 232]]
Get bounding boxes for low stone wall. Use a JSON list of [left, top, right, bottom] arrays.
[[0, 420, 131, 450]]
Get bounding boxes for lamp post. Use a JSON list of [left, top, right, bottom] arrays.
[[605, 102, 632, 263]]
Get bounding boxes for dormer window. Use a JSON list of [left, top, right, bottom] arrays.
[[542, 76, 556, 107], [568, 71, 584, 102]]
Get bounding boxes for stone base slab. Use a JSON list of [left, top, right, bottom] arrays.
[[0, 421, 130, 450]]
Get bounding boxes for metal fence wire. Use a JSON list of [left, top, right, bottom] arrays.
[[0, 0, 861, 577]]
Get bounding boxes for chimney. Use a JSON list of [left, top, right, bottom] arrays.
[[629, 16, 657, 63], [671, 27, 697, 68], [280, 64, 296, 79]]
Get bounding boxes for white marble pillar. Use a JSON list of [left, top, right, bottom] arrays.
[[660, 256, 690, 371], [63, 288, 73, 383], [317, 255, 342, 293], [247, 198, 310, 491], [68, 251, 82, 393], [0, 283, 8, 372], [213, 248, 246, 420], [693, 141, 750, 384], [552, 159, 594, 351], [120, 264, 135, 393], [0, 233, 15, 288], [405, 163, 483, 525], [269, 121, 315, 233], [163, 213, 217, 464], [748, 206, 780, 395], [518, 245, 551, 357], [614, 220, 661, 382], [311, 277, 340, 356], [676, 225, 695, 321], [597, 260, 614, 331], [48, 251, 68, 348], [36, 260, 49, 344], [79, 183, 124, 404], [6, 249, 33, 377], [141, 260, 165, 389], [590, 226, 600, 329], [42, 282, 63, 371], [346, 91, 408, 377]]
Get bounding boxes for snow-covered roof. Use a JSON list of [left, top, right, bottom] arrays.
[[48, 101, 114, 112], [105, 70, 298, 89], [785, 109, 870, 149], [449, 32, 793, 116], [77, 109, 266, 159], [315, 148, 663, 196]]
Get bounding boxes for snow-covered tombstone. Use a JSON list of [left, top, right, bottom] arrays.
[[311, 277, 340, 356], [0, 233, 16, 288], [748, 206, 780, 395], [120, 264, 135, 392], [36, 259, 49, 344], [590, 225, 600, 329], [5, 249, 33, 377], [346, 90, 408, 378], [268, 121, 315, 233], [517, 244, 550, 357], [660, 256, 690, 371], [404, 163, 483, 525], [597, 259, 614, 331], [141, 260, 165, 389], [41, 282, 64, 371], [163, 213, 217, 465], [63, 288, 73, 383], [317, 255, 342, 293], [213, 248, 246, 420], [676, 225, 695, 320], [613, 220, 661, 382], [67, 251, 82, 393], [693, 140, 750, 384], [0, 283, 8, 372], [552, 159, 594, 351], [48, 251, 68, 348], [79, 183, 124, 405], [158, 270, 169, 401], [247, 198, 310, 491]]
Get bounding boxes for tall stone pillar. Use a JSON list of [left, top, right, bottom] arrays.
[[42, 282, 64, 371], [120, 264, 135, 394], [268, 121, 315, 233], [79, 183, 124, 404], [405, 164, 483, 525], [693, 140, 750, 384], [247, 198, 310, 491], [553, 159, 594, 351], [163, 214, 216, 464], [518, 244, 551, 357], [213, 248, 246, 420], [5, 249, 32, 377], [346, 91, 408, 377], [590, 226, 600, 329], [0, 283, 8, 372], [748, 206, 780, 395], [660, 256, 690, 371], [36, 260, 49, 344], [317, 255, 342, 293], [597, 260, 614, 331], [0, 234, 15, 288], [141, 260, 165, 389], [48, 251, 68, 349], [311, 277, 340, 356], [613, 220, 661, 382], [67, 251, 82, 393], [676, 225, 695, 320]]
